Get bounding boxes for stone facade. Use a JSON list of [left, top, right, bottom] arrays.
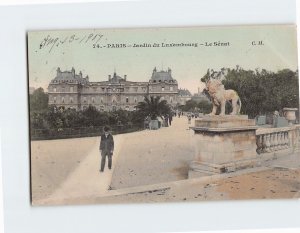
[[189, 115, 258, 178], [178, 88, 192, 105], [48, 67, 179, 111]]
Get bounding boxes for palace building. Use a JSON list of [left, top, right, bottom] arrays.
[[48, 67, 179, 111]]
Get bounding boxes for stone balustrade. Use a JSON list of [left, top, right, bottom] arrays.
[[256, 125, 300, 159]]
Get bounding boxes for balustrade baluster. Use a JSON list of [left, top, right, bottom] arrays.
[[264, 134, 271, 152], [256, 135, 263, 154], [279, 132, 284, 150], [274, 133, 279, 151], [284, 132, 289, 149], [270, 133, 275, 151]]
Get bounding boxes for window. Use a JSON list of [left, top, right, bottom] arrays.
[[162, 87, 165, 91], [134, 97, 137, 103], [70, 86, 74, 92], [126, 97, 129, 103], [170, 86, 173, 91], [53, 87, 57, 92], [83, 97, 87, 103], [62, 97, 65, 103], [53, 97, 56, 103], [70, 97, 73, 103], [92, 97, 95, 103], [100, 98, 103, 103], [170, 97, 173, 103]]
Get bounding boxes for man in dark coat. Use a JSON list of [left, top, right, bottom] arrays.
[[99, 126, 114, 172]]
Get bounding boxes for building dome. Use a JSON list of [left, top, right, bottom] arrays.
[[109, 71, 126, 83]]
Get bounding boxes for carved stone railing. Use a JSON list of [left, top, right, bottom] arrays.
[[256, 125, 300, 159]]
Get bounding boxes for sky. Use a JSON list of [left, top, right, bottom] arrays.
[[28, 25, 298, 94]]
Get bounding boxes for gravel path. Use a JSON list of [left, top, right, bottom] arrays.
[[30, 137, 97, 202], [110, 117, 195, 189]]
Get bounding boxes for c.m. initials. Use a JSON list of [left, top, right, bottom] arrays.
[[251, 40, 264, 46]]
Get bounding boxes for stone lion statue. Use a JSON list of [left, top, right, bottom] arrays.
[[206, 79, 242, 115]]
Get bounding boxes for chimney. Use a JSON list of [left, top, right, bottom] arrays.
[[71, 67, 75, 77], [56, 67, 61, 76], [79, 71, 82, 78], [124, 75, 127, 81], [86, 75, 89, 81], [108, 75, 111, 81]]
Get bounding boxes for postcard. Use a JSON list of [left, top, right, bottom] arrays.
[[27, 25, 300, 205]]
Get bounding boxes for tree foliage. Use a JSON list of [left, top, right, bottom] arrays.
[[30, 105, 143, 130], [29, 87, 49, 112], [179, 99, 212, 114], [136, 96, 171, 120], [201, 67, 299, 118]]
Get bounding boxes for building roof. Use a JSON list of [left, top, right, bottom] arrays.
[[51, 67, 89, 85], [191, 92, 210, 102], [109, 72, 125, 83], [150, 67, 176, 83], [178, 88, 192, 96]]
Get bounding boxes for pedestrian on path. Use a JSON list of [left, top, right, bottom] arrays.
[[169, 114, 173, 126], [188, 114, 191, 124], [99, 126, 114, 172]]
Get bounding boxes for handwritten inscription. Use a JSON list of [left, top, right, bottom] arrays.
[[39, 33, 269, 52], [39, 33, 104, 53]]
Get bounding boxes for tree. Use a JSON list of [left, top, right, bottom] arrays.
[[136, 96, 171, 120], [201, 67, 299, 118], [29, 87, 49, 112], [198, 100, 212, 114]]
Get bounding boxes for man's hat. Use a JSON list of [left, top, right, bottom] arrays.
[[103, 126, 110, 132]]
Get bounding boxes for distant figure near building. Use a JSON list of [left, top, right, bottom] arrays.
[[169, 114, 173, 126], [188, 114, 191, 124], [99, 126, 114, 172]]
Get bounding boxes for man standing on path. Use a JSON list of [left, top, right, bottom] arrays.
[[99, 126, 114, 172]]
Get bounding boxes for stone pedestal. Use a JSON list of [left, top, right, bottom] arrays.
[[189, 115, 258, 178]]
